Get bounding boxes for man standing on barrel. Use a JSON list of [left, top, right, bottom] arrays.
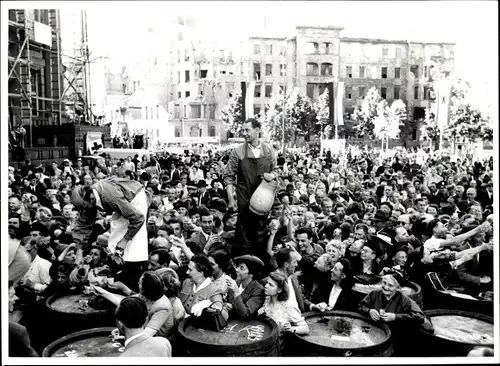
[[72, 177, 149, 292], [224, 118, 280, 260]]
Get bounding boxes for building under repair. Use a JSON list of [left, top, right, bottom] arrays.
[[8, 8, 110, 167]]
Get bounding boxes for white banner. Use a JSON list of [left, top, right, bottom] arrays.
[[336, 81, 344, 126], [34, 21, 52, 47], [86, 132, 103, 154], [436, 79, 452, 128], [246, 81, 256, 119], [322, 139, 345, 154]]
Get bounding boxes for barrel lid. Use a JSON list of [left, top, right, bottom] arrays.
[[424, 310, 493, 346], [179, 316, 279, 348], [299, 311, 391, 350], [42, 327, 120, 357], [46, 293, 113, 314]]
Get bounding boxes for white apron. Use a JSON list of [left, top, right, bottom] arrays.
[[107, 189, 149, 262]]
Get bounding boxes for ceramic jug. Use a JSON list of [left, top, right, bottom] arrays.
[[249, 179, 279, 216]]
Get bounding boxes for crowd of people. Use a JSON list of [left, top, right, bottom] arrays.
[[8, 118, 495, 357]]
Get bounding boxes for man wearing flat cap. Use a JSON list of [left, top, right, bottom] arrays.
[[72, 177, 149, 291]]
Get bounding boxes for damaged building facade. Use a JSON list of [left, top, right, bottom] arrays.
[[245, 26, 455, 140]]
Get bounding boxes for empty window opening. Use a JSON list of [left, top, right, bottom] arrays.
[[265, 64, 272, 76], [253, 63, 261, 80], [254, 84, 261, 98], [394, 86, 400, 99], [254, 104, 261, 116], [305, 42, 319, 54], [414, 107, 425, 120], [346, 87, 352, 99], [346, 66, 352, 78], [395, 67, 401, 79], [321, 63, 333, 76], [306, 83, 315, 99], [306, 63, 319, 76], [280, 64, 287, 76], [410, 65, 419, 78], [265, 84, 272, 98], [381, 67, 387, 79]]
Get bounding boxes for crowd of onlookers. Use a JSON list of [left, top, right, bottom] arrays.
[[8, 144, 494, 357]]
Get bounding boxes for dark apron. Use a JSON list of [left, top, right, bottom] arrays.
[[234, 143, 272, 259]]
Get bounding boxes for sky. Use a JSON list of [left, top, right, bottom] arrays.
[[7, 1, 498, 110]]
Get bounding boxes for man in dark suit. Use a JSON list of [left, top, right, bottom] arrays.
[[188, 206, 215, 252], [477, 182, 493, 207], [115, 296, 172, 357], [168, 162, 181, 182], [209, 179, 227, 201], [305, 257, 358, 312], [457, 188, 481, 214], [197, 180, 211, 208], [427, 182, 446, 205], [454, 224, 494, 296]]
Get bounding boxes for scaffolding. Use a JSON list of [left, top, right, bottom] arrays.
[[60, 9, 96, 125], [8, 9, 63, 148]]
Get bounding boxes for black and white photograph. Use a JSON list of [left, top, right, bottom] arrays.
[[2, 0, 498, 364]]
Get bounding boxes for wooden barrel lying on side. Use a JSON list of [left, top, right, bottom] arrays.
[[419, 309, 494, 357], [352, 281, 423, 309], [42, 327, 121, 357], [288, 311, 393, 357], [423, 286, 493, 317], [177, 316, 280, 357], [42, 293, 116, 349]]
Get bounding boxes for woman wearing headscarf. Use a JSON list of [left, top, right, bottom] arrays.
[[358, 273, 425, 356]]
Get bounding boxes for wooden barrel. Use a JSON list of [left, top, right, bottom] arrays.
[[352, 281, 423, 309], [42, 293, 116, 348], [423, 286, 493, 317], [42, 327, 122, 357], [419, 309, 494, 357], [288, 311, 393, 357], [177, 316, 280, 357]]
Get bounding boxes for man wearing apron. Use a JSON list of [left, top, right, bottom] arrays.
[[224, 119, 280, 260], [72, 178, 149, 292]]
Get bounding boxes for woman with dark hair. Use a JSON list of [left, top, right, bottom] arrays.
[[257, 271, 309, 335], [178, 253, 226, 319], [224, 255, 265, 320], [306, 257, 358, 312], [94, 271, 175, 341], [208, 249, 233, 296]]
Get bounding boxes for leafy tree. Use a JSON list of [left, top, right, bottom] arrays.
[[372, 99, 407, 151], [262, 88, 318, 147], [421, 60, 493, 148], [220, 93, 244, 135], [352, 86, 383, 138], [314, 89, 330, 135]]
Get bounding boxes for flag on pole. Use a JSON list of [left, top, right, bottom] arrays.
[[335, 81, 344, 126], [246, 81, 256, 119], [436, 79, 452, 128]]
